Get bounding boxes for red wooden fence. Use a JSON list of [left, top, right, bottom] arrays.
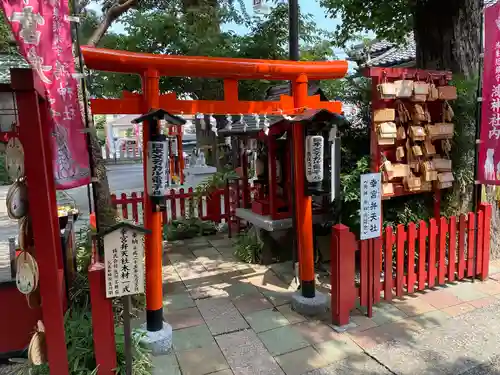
[[331, 203, 492, 326], [110, 188, 232, 225]]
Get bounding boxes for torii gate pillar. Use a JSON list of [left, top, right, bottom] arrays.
[[140, 70, 172, 353], [290, 74, 328, 315]]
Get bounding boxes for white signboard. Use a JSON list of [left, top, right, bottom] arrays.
[[147, 140, 168, 197], [360, 173, 382, 240], [104, 226, 145, 298], [305, 135, 324, 183]]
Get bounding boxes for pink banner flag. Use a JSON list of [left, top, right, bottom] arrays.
[[479, 2, 500, 184], [2, 0, 90, 189]]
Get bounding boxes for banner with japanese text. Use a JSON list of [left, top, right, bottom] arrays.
[[2, 0, 90, 189], [479, 1, 500, 184]]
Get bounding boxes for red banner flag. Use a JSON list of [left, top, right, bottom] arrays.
[[479, 1, 500, 184], [1, 0, 90, 189]]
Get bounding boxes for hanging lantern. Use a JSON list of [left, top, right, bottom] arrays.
[[240, 113, 247, 132], [253, 114, 260, 129], [262, 114, 270, 136], [210, 114, 218, 136], [146, 134, 168, 205], [225, 114, 232, 131], [196, 113, 206, 130], [305, 134, 324, 191]]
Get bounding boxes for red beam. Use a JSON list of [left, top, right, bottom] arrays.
[[90, 93, 342, 115], [81, 46, 348, 80]]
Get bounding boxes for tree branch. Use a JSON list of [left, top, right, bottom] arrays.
[[86, 0, 138, 47]]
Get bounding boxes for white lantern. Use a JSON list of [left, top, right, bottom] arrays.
[[305, 135, 324, 183], [146, 138, 168, 198]]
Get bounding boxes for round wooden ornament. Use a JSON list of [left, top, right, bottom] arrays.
[[15, 251, 39, 295], [28, 321, 47, 365], [19, 216, 34, 250], [5, 137, 24, 181], [6, 179, 28, 219]]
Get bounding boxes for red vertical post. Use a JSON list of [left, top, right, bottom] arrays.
[[467, 213, 475, 278], [178, 130, 184, 185], [142, 70, 164, 331], [384, 226, 394, 301], [395, 225, 405, 298], [428, 219, 438, 288], [417, 221, 427, 291], [241, 146, 249, 209], [331, 224, 356, 326], [267, 137, 277, 218], [458, 215, 467, 280], [479, 203, 492, 280], [373, 238, 382, 304], [448, 216, 457, 282], [292, 74, 316, 298], [88, 263, 117, 375], [438, 217, 448, 285], [476, 210, 484, 278], [13, 70, 69, 375], [407, 223, 417, 294]]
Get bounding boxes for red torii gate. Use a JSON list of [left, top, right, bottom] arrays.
[[81, 46, 348, 342]]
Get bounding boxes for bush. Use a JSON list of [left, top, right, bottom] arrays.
[[234, 230, 263, 263], [26, 309, 152, 375], [164, 218, 217, 241]]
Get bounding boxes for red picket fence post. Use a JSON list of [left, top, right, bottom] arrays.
[[479, 203, 492, 280], [330, 224, 357, 326], [88, 262, 116, 375]]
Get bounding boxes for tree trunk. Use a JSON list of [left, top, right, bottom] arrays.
[[74, 54, 117, 230], [413, 0, 481, 78], [413, 0, 500, 259]]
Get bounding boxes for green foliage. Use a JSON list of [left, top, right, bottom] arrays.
[[442, 76, 477, 215], [164, 218, 217, 241], [319, 0, 413, 47], [28, 309, 152, 375], [81, 1, 335, 100], [234, 230, 263, 263]]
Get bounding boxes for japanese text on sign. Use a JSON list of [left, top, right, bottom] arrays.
[[104, 226, 145, 298], [360, 173, 381, 240], [305, 135, 324, 183], [478, 2, 500, 184], [147, 141, 167, 197]]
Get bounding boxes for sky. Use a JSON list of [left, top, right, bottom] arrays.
[[88, 0, 351, 60]]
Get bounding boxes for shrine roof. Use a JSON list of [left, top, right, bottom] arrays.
[[0, 52, 29, 84], [348, 34, 416, 68]]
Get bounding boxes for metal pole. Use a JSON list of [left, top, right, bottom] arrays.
[[472, 4, 485, 283], [289, 0, 300, 285]]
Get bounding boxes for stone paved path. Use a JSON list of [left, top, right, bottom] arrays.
[[142, 235, 500, 375]]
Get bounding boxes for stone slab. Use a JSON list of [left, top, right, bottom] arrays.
[[196, 297, 249, 335], [216, 329, 285, 375]]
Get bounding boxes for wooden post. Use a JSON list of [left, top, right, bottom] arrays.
[[88, 263, 117, 375], [12, 69, 69, 375], [292, 74, 316, 297], [479, 203, 492, 280], [330, 224, 356, 326], [142, 70, 164, 331]]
